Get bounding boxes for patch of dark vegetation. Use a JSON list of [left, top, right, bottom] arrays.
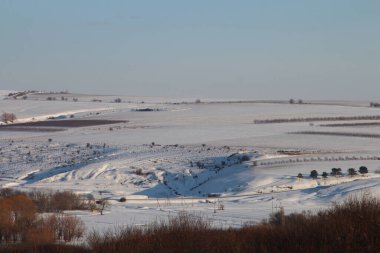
[[277, 150, 322, 156], [302, 166, 368, 179], [278, 150, 303, 155], [0, 244, 91, 253], [289, 98, 303, 104], [86, 195, 380, 253], [48, 115, 67, 120], [276, 149, 319, 155], [133, 167, 154, 178], [6, 91, 39, 99], [119, 197, 127, 202], [240, 154, 250, 162], [131, 108, 164, 112], [0, 191, 86, 248], [254, 115, 380, 124], [370, 102, 380, 108], [290, 131, 380, 139], [0, 119, 127, 128], [259, 155, 380, 167], [320, 122, 380, 127]]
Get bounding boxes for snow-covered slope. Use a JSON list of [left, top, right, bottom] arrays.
[[1, 95, 380, 231]]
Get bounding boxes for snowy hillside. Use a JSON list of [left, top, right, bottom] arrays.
[[1, 93, 380, 231]]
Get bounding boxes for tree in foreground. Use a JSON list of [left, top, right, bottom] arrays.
[[44, 214, 85, 242], [0, 193, 86, 244], [322, 172, 328, 179], [87, 195, 380, 253]]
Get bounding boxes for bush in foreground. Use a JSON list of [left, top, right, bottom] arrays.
[[1, 188, 95, 213], [1, 194, 380, 253], [87, 194, 380, 253], [0, 193, 85, 246]]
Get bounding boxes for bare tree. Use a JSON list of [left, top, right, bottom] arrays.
[[1, 112, 17, 123], [44, 214, 85, 242]]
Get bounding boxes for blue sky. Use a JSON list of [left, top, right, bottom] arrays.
[[1, 1, 379, 99]]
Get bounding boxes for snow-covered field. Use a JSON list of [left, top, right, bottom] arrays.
[[1, 91, 380, 231]]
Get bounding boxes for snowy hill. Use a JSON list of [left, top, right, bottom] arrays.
[[1, 95, 380, 231]]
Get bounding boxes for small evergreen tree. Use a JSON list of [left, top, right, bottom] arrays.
[[322, 172, 328, 179], [331, 168, 342, 176], [347, 168, 357, 177], [359, 166, 368, 175], [297, 173, 303, 179], [310, 170, 318, 179]]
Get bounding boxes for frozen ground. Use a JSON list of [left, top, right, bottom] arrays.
[[1, 91, 380, 231]]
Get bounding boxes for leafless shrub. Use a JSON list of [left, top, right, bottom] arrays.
[[1, 112, 17, 123], [25, 227, 55, 245], [26, 190, 95, 212], [86, 195, 380, 253], [44, 214, 85, 242]]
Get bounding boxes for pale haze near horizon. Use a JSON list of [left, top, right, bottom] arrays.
[[0, 1, 379, 100]]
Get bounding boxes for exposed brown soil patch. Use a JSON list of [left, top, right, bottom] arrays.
[[0, 119, 127, 132], [2, 119, 127, 128]]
